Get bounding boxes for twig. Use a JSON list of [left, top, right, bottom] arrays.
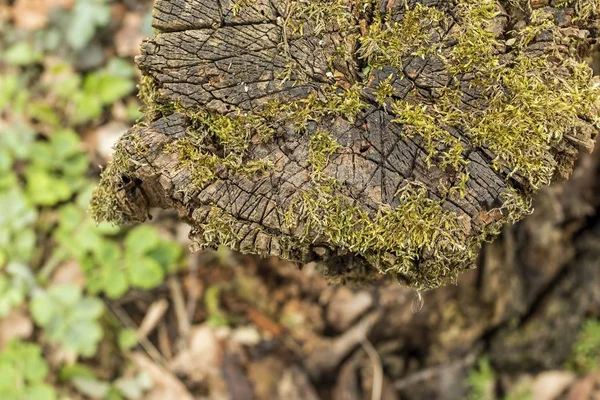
[[394, 352, 478, 390], [107, 302, 167, 367], [168, 276, 190, 339], [361, 338, 383, 400]]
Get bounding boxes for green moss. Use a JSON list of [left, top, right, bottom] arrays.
[[230, 0, 262, 16], [308, 130, 341, 175], [195, 206, 241, 249], [293, 181, 475, 289], [567, 319, 600, 374], [555, 0, 599, 20], [358, 4, 446, 71], [391, 99, 467, 171], [165, 135, 219, 187], [375, 74, 395, 106], [89, 133, 146, 224]]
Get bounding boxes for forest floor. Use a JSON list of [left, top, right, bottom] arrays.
[[1, 1, 600, 399]]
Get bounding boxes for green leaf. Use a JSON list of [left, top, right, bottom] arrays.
[[73, 92, 103, 123], [102, 265, 128, 299], [22, 347, 49, 383], [30, 294, 55, 327], [24, 384, 56, 400], [93, 72, 135, 105], [3, 42, 42, 66], [128, 257, 164, 289], [25, 169, 73, 206], [48, 285, 81, 307], [94, 241, 121, 266], [59, 363, 96, 381], [0, 75, 20, 110], [125, 226, 160, 255], [64, 321, 103, 357], [50, 130, 82, 161], [118, 328, 138, 350], [66, 0, 111, 50], [71, 298, 104, 320], [146, 241, 182, 272]]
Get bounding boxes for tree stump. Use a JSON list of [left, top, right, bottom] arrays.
[[91, 0, 599, 290]]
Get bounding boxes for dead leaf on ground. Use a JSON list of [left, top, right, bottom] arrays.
[[50, 260, 86, 289], [169, 324, 223, 383], [115, 12, 145, 57], [11, 0, 73, 30], [0, 307, 33, 348], [130, 352, 194, 400], [531, 371, 576, 400]]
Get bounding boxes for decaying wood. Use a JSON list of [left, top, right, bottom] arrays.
[[91, 0, 600, 289]]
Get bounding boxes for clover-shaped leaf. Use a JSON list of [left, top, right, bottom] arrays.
[[0, 341, 56, 400], [31, 285, 104, 357]]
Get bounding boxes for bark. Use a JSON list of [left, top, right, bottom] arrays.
[[91, 0, 599, 289]]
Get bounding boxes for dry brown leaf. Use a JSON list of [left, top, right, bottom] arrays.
[[130, 352, 194, 400], [11, 0, 72, 30], [531, 371, 576, 400], [169, 324, 223, 383], [137, 299, 169, 340], [0, 307, 33, 348], [50, 260, 86, 289], [115, 12, 145, 57]]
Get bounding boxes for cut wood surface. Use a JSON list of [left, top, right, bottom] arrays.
[[91, 0, 600, 289]]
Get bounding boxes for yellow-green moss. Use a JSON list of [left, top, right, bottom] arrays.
[[89, 133, 146, 224], [358, 4, 446, 71]]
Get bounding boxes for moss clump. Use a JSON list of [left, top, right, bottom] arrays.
[[89, 133, 146, 224], [194, 206, 241, 249], [555, 0, 599, 20], [295, 182, 474, 290], [391, 99, 467, 172], [358, 4, 446, 71], [308, 130, 341, 175]]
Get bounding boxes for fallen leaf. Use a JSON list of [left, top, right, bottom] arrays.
[[11, 0, 72, 30], [115, 12, 145, 57], [169, 324, 223, 382], [50, 260, 86, 289], [0, 307, 33, 348], [532, 371, 576, 400], [130, 352, 194, 400]]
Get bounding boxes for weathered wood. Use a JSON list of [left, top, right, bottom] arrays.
[[91, 0, 599, 289]]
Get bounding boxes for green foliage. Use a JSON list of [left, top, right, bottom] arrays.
[[74, 59, 136, 123], [118, 328, 138, 351], [0, 2, 187, 398], [31, 285, 104, 357], [3, 42, 43, 66], [66, 0, 111, 50], [25, 130, 89, 206], [205, 285, 229, 327], [0, 340, 56, 400], [567, 319, 600, 374], [0, 263, 34, 317], [466, 357, 496, 400]]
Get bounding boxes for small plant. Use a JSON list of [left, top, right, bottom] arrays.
[[466, 357, 496, 400], [0, 263, 34, 317], [567, 319, 600, 374], [30, 285, 104, 357], [0, 340, 56, 400]]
